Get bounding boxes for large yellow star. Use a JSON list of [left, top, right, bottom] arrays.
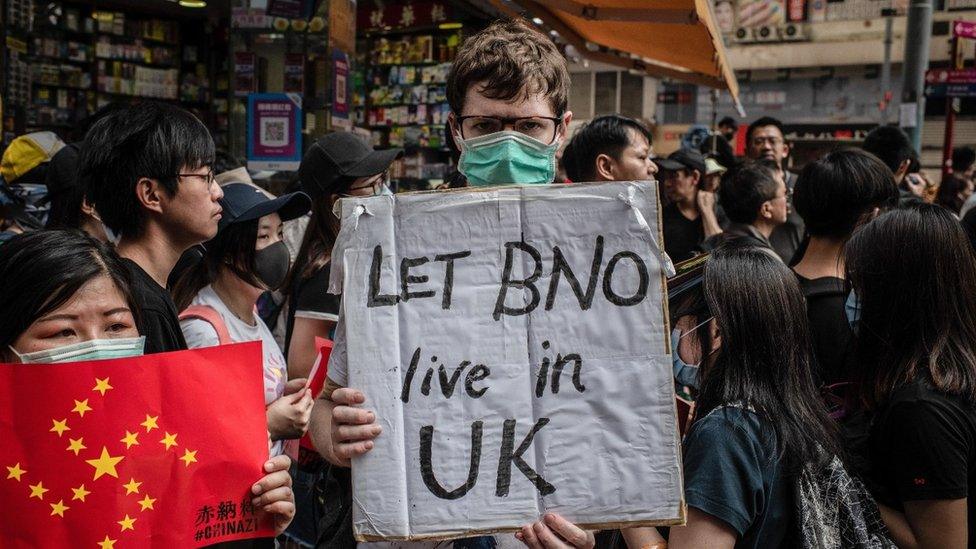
[[71, 484, 90, 502], [50, 418, 70, 437], [71, 399, 92, 418], [5, 463, 25, 481], [179, 449, 198, 467], [140, 415, 159, 433], [138, 494, 156, 511], [122, 478, 141, 495], [159, 432, 178, 451], [92, 377, 113, 396], [49, 499, 69, 517], [66, 437, 86, 456], [120, 431, 139, 449], [97, 536, 116, 549], [28, 481, 48, 500], [85, 447, 123, 480], [117, 514, 136, 532]]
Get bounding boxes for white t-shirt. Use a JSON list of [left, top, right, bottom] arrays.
[[180, 285, 288, 455]]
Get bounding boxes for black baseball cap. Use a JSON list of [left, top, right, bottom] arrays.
[[217, 183, 311, 232], [656, 148, 707, 174], [299, 132, 403, 200]]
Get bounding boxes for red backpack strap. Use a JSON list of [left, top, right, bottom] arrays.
[[179, 305, 232, 346]]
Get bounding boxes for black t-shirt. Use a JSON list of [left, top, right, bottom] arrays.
[[662, 202, 704, 264], [869, 380, 976, 543], [284, 261, 340, 358], [794, 274, 854, 386], [122, 258, 187, 354], [684, 406, 792, 548]]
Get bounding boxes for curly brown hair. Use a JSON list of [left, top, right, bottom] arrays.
[[446, 19, 570, 117]]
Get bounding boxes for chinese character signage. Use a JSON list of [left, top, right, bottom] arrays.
[[0, 342, 273, 547], [247, 93, 303, 172], [234, 52, 257, 98], [357, 1, 452, 31], [267, 0, 313, 19]]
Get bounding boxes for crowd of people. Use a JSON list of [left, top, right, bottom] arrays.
[[3, 16, 976, 549]]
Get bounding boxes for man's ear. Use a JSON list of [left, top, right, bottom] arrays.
[[134, 177, 164, 214], [595, 154, 615, 181], [557, 110, 573, 143], [894, 158, 911, 183], [447, 112, 459, 139], [759, 200, 773, 220], [80, 196, 97, 217], [782, 140, 791, 159]]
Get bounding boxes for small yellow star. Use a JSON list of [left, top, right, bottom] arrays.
[[140, 414, 159, 433], [6, 463, 25, 481], [66, 437, 86, 456], [71, 399, 92, 418], [120, 431, 139, 449], [137, 494, 156, 511], [71, 484, 90, 502], [92, 377, 113, 396], [50, 418, 70, 437], [97, 536, 116, 549], [85, 447, 123, 480], [49, 499, 69, 517], [122, 478, 141, 495], [28, 481, 48, 500], [179, 449, 198, 467], [117, 514, 136, 532], [159, 432, 178, 451]]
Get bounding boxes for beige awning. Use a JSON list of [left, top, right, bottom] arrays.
[[489, 0, 740, 107]]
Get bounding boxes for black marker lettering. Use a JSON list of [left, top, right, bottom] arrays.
[[434, 251, 471, 310], [545, 236, 604, 310], [602, 251, 649, 306], [493, 241, 543, 321], [496, 418, 554, 497], [367, 245, 399, 307], [420, 422, 482, 500]]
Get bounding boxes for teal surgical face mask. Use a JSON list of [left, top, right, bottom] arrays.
[[11, 336, 145, 364], [457, 130, 559, 187]]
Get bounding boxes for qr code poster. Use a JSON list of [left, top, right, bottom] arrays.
[[247, 93, 303, 171], [261, 117, 290, 147]]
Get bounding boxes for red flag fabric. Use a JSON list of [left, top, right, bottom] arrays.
[[298, 337, 332, 451], [0, 341, 274, 548]]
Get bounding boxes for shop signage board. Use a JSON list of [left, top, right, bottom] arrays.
[[246, 93, 303, 171], [331, 50, 351, 130], [925, 83, 976, 98], [267, 0, 313, 19], [954, 20, 976, 39], [925, 68, 976, 85], [234, 52, 257, 97], [331, 182, 685, 541], [358, 1, 453, 31]]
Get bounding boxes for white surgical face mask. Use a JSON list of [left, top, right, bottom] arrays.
[[11, 336, 145, 364]]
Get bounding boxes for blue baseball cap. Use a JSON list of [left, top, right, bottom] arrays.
[[217, 183, 311, 232]]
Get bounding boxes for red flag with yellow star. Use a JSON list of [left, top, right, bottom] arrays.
[[0, 341, 275, 547]]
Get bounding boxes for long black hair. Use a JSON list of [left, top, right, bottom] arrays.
[[0, 229, 139, 349], [697, 243, 839, 466], [171, 219, 261, 311], [846, 204, 976, 408]]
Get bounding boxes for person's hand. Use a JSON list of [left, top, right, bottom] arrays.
[[905, 173, 926, 197], [251, 455, 295, 536], [267, 388, 314, 440], [331, 387, 381, 467], [697, 189, 717, 212], [515, 513, 595, 549], [282, 377, 308, 396]]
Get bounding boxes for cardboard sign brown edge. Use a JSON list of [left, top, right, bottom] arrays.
[[350, 180, 688, 540]]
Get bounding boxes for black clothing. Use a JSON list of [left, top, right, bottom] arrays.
[[795, 274, 853, 385], [662, 202, 704, 263], [702, 223, 776, 256], [284, 262, 340, 358], [122, 258, 187, 354], [962, 207, 976, 254], [769, 172, 805, 264], [869, 380, 976, 545]]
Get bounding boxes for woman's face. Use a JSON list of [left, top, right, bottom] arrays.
[[256, 212, 283, 252], [10, 274, 138, 358], [674, 314, 721, 367]]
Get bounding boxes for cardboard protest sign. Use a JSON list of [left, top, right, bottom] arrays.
[[0, 342, 274, 547], [330, 181, 684, 540]]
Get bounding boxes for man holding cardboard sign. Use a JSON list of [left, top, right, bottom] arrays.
[[308, 20, 683, 547]]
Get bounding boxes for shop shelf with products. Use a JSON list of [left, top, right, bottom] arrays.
[[356, 26, 464, 189]]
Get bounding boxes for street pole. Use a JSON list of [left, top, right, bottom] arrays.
[[901, 0, 934, 154], [942, 32, 963, 179], [881, 10, 894, 124]]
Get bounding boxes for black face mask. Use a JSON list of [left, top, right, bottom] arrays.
[[253, 241, 290, 291]]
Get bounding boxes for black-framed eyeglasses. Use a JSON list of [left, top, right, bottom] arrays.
[[176, 169, 216, 184], [342, 172, 390, 196], [457, 115, 563, 144]]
